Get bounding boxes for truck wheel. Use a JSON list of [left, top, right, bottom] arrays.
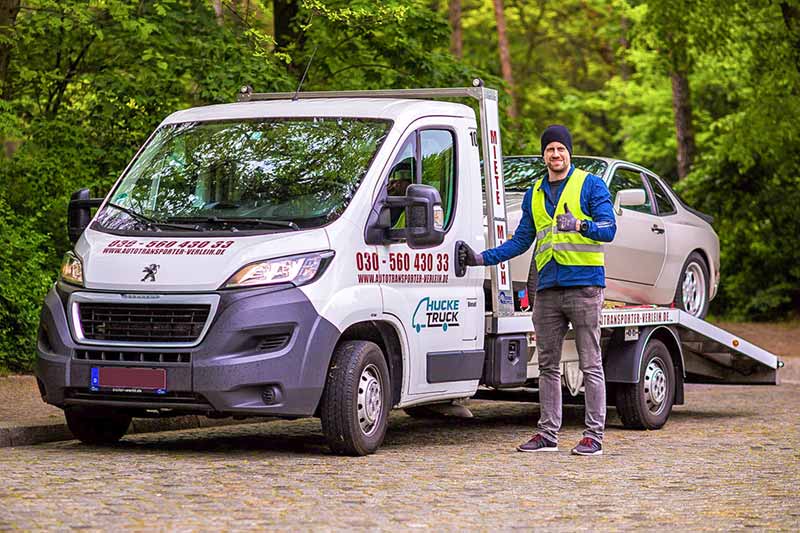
[[673, 252, 709, 318], [615, 339, 675, 430], [320, 340, 391, 456], [65, 406, 131, 445]]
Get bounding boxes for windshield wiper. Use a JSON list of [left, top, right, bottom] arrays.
[[106, 202, 202, 231], [167, 216, 300, 231]]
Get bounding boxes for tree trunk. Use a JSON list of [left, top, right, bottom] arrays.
[[670, 69, 695, 179], [0, 0, 21, 100], [212, 0, 224, 25], [492, 0, 517, 119], [449, 0, 462, 59], [619, 16, 632, 80], [780, 2, 800, 73], [274, 0, 301, 52]]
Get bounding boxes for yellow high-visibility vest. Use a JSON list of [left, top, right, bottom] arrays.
[[531, 168, 604, 272]]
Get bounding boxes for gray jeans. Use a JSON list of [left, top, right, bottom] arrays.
[[533, 285, 606, 443]]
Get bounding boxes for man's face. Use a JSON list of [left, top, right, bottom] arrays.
[[543, 141, 570, 174]]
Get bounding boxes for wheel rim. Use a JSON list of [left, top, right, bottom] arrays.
[[682, 261, 707, 317], [357, 363, 383, 436], [644, 356, 669, 415]]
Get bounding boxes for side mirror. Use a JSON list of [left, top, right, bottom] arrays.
[[68, 189, 103, 244], [614, 188, 646, 215], [403, 184, 445, 249]]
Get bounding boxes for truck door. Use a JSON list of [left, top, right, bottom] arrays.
[[375, 117, 485, 398]]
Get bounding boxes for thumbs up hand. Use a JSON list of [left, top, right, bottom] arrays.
[[556, 203, 581, 232]]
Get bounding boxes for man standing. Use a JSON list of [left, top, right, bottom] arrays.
[[460, 125, 616, 455]]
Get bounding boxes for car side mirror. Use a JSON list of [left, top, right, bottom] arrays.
[[402, 184, 445, 249], [614, 188, 646, 215], [68, 189, 103, 244]]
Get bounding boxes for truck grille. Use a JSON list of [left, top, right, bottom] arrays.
[[74, 349, 191, 364], [78, 303, 211, 343]]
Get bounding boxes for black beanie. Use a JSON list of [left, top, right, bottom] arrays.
[[540, 124, 573, 156]]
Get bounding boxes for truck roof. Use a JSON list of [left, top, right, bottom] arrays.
[[161, 98, 475, 125]]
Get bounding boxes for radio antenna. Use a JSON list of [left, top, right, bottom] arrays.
[[292, 44, 319, 101]]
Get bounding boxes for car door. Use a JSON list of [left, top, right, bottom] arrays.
[[605, 165, 667, 286], [374, 118, 484, 398]]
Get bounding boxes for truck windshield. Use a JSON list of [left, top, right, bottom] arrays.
[[95, 117, 391, 233]]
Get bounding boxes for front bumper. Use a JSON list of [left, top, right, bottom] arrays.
[[36, 284, 340, 417]]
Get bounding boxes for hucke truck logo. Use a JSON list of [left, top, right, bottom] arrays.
[[412, 297, 460, 333]]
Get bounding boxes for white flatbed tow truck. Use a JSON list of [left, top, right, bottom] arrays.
[[36, 82, 782, 455]]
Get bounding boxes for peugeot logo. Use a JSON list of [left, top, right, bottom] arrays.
[[141, 264, 160, 282]]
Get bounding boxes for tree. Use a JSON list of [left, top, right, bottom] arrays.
[[0, 0, 20, 99], [449, 0, 462, 59], [492, 0, 517, 119]]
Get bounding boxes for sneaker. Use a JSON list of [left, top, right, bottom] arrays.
[[571, 437, 603, 456], [517, 434, 558, 453]]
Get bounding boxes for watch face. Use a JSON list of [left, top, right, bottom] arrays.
[[581, 220, 589, 232]]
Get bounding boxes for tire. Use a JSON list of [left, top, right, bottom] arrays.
[[673, 251, 710, 318], [320, 340, 391, 456], [65, 406, 131, 445], [615, 339, 675, 430]]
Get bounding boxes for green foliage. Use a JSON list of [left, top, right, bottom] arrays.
[[0, 197, 53, 373]]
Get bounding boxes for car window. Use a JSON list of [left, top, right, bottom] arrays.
[[420, 129, 456, 228], [608, 167, 653, 214], [648, 175, 677, 216], [502, 156, 608, 190]]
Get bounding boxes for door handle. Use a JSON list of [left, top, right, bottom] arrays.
[[651, 224, 665, 235], [454, 240, 468, 278]]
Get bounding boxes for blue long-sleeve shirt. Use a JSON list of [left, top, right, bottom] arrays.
[[482, 165, 617, 290]]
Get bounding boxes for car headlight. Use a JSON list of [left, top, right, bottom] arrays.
[[222, 251, 335, 289], [60, 251, 84, 286]]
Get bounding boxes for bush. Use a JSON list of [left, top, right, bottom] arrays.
[[0, 199, 56, 372]]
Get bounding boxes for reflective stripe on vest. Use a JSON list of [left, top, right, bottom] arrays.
[[531, 168, 604, 271]]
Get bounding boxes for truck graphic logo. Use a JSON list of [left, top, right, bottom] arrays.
[[141, 264, 160, 282], [412, 297, 460, 333]]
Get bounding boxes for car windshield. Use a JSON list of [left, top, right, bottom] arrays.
[[95, 117, 391, 233], [503, 156, 608, 190]]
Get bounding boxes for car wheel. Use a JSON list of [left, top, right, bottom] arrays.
[[65, 406, 131, 445], [615, 339, 675, 430], [673, 252, 709, 318], [320, 340, 391, 456]]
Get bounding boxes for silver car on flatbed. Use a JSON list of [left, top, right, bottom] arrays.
[[500, 156, 720, 318]]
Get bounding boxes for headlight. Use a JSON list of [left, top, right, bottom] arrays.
[[222, 251, 335, 289], [60, 251, 84, 286]]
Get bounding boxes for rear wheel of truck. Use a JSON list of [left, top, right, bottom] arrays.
[[65, 406, 131, 445], [320, 340, 391, 456], [615, 339, 675, 430]]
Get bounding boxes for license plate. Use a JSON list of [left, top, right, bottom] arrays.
[[91, 367, 167, 393]]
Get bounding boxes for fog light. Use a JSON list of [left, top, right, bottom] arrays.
[[261, 386, 279, 405]]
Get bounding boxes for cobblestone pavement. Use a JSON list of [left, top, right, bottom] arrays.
[[1, 380, 798, 531]]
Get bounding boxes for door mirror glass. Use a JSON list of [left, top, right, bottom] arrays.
[[404, 184, 445, 249]]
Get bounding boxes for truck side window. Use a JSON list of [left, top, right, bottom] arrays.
[[387, 136, 417, 226], [420, 129, 456, 228], [608, 167, 653, 214]]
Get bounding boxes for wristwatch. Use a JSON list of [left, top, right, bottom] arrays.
[[579, 220, 589, 233]]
